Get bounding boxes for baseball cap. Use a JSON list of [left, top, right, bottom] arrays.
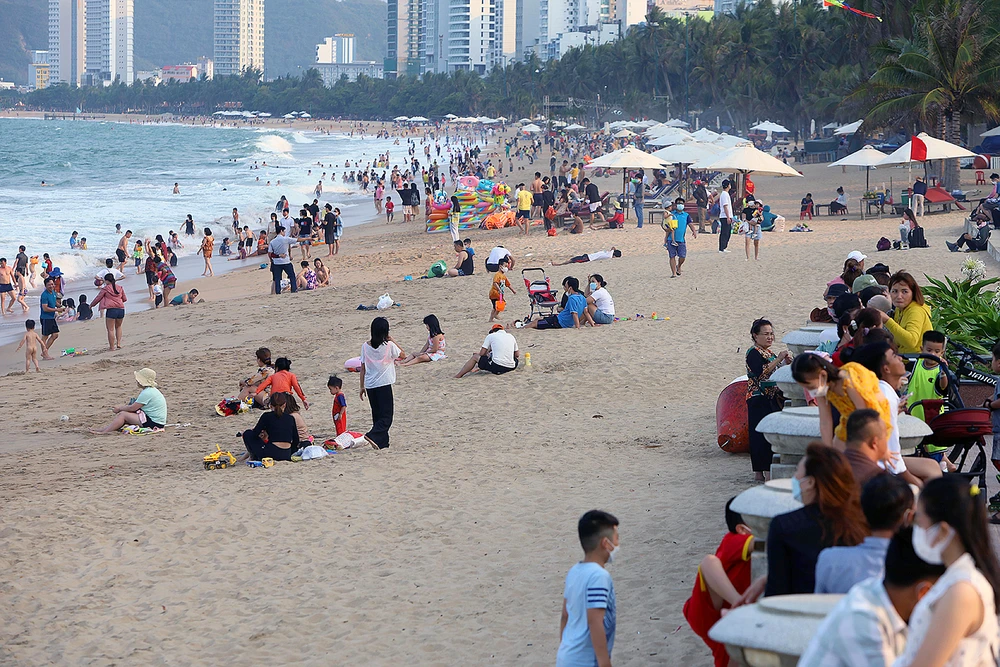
[[490, 323, 505, 332], [852, 274, 879, 293], [847, 250, 867, 263], [824, 283, 851, 299]]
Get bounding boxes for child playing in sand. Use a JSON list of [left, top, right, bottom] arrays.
[[791, 351, 891, 450], [17, 319, 47, 372], [488, 256, 515, 323], [152, 277, 163, 308], [328, 375, 348, 436], [557, 510, 619, 667], [385, 196, 395, 223], [683, 498, 754, 667], [57, 297, 77, 322], [220, 237, 233, 256]]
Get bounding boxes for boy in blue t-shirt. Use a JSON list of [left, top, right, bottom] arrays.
[[557, 510, 619, 667]]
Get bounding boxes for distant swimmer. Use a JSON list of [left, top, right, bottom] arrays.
[[173, 182, 180, 194], [40, 181, 53, 187]]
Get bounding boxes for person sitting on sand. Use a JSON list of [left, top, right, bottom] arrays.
[[518, 276, 587, 330], [313, 258, 330, 287], [238, 347, 275, 404], [455, 324, 520, 378], [239, 392, 298, 462], [296, 261, 318, 291], [584, 274, 615, 325], [90, 368, 167, 434], [399, 314, 447, 366], [551, 248, 622, 266], [446, 240, 475, 277], [169, 289, 200, 306], [285, 394, 313, 444]]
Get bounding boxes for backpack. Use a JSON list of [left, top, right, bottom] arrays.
[[908, 226, 928, 248], [876, 237, 892, 252], [710, 202, 721, 217]]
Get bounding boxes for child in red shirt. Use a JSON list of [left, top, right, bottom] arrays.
[[683, 498, 754, 667], [328, 375, 347, 435], [385, 197, 395, 223]]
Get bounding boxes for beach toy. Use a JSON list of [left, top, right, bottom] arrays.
[[344, 356, 362, 372], [716, 377, 750, 453], [404, 275, 413, 281], [203, 444, 237, 470], [247, 460, 264, 468], [651, 312, 657, 319], [60, 415, 69, 422], [259, 263, 268, 269]]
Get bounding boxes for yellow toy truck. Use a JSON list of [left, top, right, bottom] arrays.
[[203, 444, 237, 470]]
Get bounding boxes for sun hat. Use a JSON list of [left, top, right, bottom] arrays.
[[134, 368, 158, 387], [846, 250, 867, 263], [49, 267, 63, 278], [852, 274, 879, 293]]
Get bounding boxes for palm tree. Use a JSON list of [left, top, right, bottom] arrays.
[[851, 0, 1000, 188]]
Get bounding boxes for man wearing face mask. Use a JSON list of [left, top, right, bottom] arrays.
[[797, 527, 946, 666], [557, 510, 619, 667]]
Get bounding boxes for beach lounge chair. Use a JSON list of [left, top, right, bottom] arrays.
[[521, 268, 560, 320]]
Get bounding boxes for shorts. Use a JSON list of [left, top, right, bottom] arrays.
[[134, 258, 141, 267], [667, 242, 687, 258], [164, 281, 176, 290], [457, 269, 468, 276], [106, 308, 125, 320], [569, 254, 590, 263], [535, 314, 562, 330], [485, 262, 500, 272], [589, 202, 600, 212], [137, 410, 164, 430], [0, 283, 12, 293], [992, 435, 1000, 462], [428, 351, 447, 362], [41, 318, 58, 336], [478, 355, 518, 374], [532, 194, 543, 207], [748, 225, 763, 241], [145, 271, 157, 286], [593, 309, 614, 325], [116, 248, 127, 263], [516, 210, 530, 219]]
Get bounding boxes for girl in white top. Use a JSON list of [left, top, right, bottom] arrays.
[[400, 314, 447, 366], [360, 317, 406, 450], [584, 274, 616, 326], [894, 476, 1000, 667]]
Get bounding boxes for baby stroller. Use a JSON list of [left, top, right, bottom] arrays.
[[521, 268, 560, 320], [906, 342, 996, 494]]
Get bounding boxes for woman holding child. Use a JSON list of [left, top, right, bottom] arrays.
[[745, 319, 792, 482]]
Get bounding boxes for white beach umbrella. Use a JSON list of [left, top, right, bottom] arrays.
[[693, 143, 802, 177], [409, 116, 429, 122], [564, 123, 587, 131], [212, 110, 226, 115], [980, 126, 1000, 138], [585, 146, 669, 216], [444, 113, 458, 119], [823, 121, 842, 130], [646, 125, 691, 138], [647, 133, 691, 147], [518, 118, 532, 124], [665, 118, 690, 127], [258, 112, 272, 117], [651, 140, 724, 165], [282, 113, 296, 119], [877, 133, 977, 166], [551, 120, 567, 128], [690, 128, 720, 142], [829, 145, 889, 190], [614, 129, 637, 138], [299, 112, 312, 118], [834, 119, 864, 136], [393, 115, 409, 121], [713, 133, 746, 149], [751, 121, 790, 134], [521, 123, 543, 133]]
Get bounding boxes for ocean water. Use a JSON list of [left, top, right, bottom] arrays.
[[0, 118, 404, 281]]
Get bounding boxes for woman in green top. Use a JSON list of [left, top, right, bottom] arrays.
[[90, 368, 167, 433]]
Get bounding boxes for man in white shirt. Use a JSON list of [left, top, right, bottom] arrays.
[[718, 179, 734, 253], [455, 324, 520, 377], [485, 245, 514, 273], [797, 528, 944, 667], [268, 226, 298, 294]]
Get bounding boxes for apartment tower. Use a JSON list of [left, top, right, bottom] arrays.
[[214, 0, 265, 77]]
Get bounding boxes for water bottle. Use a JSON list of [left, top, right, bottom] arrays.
[[525, 352, 531, 367]]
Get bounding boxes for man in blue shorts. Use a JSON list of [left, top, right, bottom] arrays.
[[667, 196, 697, 278]]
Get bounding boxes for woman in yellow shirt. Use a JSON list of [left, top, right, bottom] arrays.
[[791, 351, 891, 449], [880, 271, 932, 354]]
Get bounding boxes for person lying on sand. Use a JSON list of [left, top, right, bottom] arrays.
[[551, 248, 622, 266]]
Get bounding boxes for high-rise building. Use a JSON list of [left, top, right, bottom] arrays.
[[335, 34, 356, 64], [447, 0, 496, 74], [516, 0, 540, 59], [538, 0, 584, 48], [493, 0, 517, 67], [386, 0, 423, 77], [28, 51, 52, 90], [317, 37, 336, 64], [214, 0, 265, 77], [197, 56, 215, 80], [48, 0, 86, 85], [84, 0, 134, 85]]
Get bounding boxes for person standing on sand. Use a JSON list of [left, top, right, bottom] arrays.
[[39, 278, 58, 358], [14, 245, 28, 281], [323, 204, 338, 257], [718, 179, 734, 253], [359, 317, 406, 450], [531, 172, 544, 219], [90, 274, 127, 351], [269, 226, 298, 294], [198, 228, 215, 277], [116, 230, 132, 273]]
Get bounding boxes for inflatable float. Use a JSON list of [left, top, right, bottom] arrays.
[[716, 376, 749, 453]]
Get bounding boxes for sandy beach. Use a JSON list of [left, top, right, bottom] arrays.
[[0, 123, 990, 665]]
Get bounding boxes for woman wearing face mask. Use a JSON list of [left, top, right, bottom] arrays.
[[880, 271, 932, 354], [746, 319, 792, 481], [736, 443, 867, 603], [894, 476, 1000, 666], [791, 351, 892, 449], [583, 274, 615, 326]]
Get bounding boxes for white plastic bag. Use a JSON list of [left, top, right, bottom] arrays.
[[376, 293, 393, 311], [300, 445, 328, 460]]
